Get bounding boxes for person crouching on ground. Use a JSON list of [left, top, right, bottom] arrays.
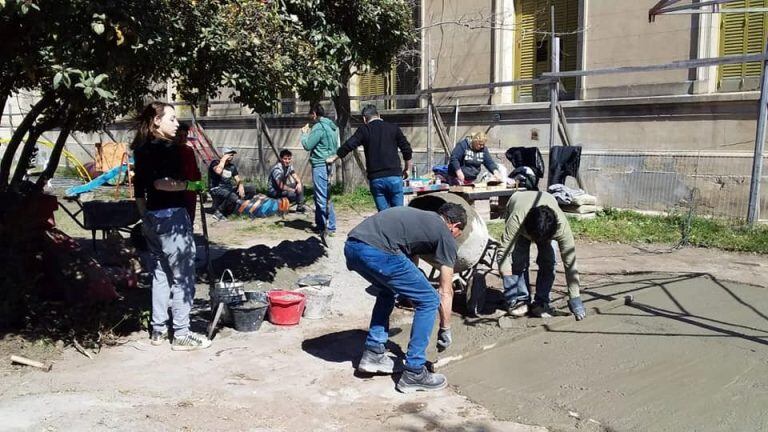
[[132, 101, 211, 351], [344, 204, 467, 392], [207, 147, 256, 221], [448, 131, 502, 185], [497, 190, 586, 320], [267, 149, 306, 213]]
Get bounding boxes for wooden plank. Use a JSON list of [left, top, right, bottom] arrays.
[[430, 102, 453, 158], [258, 115, 281, 160]]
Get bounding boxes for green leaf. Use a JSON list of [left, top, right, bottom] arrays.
[[94, 74, 108, 85], [95, 88, 114, 99], [53, 73, 63, 89]]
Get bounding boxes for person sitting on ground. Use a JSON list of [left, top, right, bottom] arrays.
[[497, 190, 586, 321], [344, 204, 466, 393], [448, 131, 502, 185], [267, 149, 306, 213], [208, 147, 256, 220]]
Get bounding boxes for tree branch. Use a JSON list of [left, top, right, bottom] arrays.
[[0, 93, 54, 191]]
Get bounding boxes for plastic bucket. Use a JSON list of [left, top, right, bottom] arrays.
[[244, 290, 268, 303], [297, 286, 334, 319], [267, 291, 306, 325], [230, 301, 268, 332], [211, 270, 244, 325]]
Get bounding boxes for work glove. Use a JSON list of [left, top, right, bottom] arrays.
[[568, 297, 586, 321], [186, 180, 206, 193], [436, 327, 452, 352]]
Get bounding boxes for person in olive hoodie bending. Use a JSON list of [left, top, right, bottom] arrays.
[[326, 104, 413, 211], [301, 104, 339, 235]]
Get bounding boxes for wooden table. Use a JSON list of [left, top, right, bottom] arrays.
[[450, 187, 524, 221]]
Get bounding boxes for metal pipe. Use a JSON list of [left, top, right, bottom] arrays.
[[549, 36, 560, 152], [747, 38, 768, 224]]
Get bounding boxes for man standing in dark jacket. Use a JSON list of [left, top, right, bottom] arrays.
[[327, 104, 413, 211]]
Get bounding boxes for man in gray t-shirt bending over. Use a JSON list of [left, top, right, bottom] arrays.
[[344, 204, 466, 393]]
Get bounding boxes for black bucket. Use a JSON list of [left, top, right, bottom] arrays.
[[230, 301, 268, 332]]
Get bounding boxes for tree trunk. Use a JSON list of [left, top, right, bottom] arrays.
[[11, 101, 68, 187], [37, 122, 72, 188], [0, 94, 54, 191], [9, 125, 46, 188], [332, 75, 367, 192], [0, 93, 8, 124]]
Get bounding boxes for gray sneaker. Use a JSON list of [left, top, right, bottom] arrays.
[[358, 349, 397, 374], [529, 302, 569, 318], [150, 330, 168, 346], [172, 332, 212, 351], [396, 367, 448, 393]]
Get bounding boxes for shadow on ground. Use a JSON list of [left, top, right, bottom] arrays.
[[302, 329, 405, 370], [209, 237, 326, 283]]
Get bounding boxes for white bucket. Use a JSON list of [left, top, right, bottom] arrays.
[[297, 286, 334, 319]]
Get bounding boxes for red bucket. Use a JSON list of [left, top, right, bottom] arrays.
[[267, 291, 306, 326]]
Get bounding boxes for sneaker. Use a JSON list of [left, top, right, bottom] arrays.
[[171, 332, 212, 351], [396, 367, 448, 393], [506, 301, 529, 317], [150, 330, 168, 346], [327, 231, 336, 237], [295, 206, 307, 214], [212, 211, 227, 222], [529, 302, 569, 318], [358, 349, 399, 374]]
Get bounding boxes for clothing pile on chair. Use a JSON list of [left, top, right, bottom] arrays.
[[548, 184, 599, 217], [505, 147, 545, 189]]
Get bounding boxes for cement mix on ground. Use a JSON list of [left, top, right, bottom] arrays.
[[440, 272, 768, 432]]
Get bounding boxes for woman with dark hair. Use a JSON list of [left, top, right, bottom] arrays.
[[132, 101, 210, 351], [301, 103, 339, 234]]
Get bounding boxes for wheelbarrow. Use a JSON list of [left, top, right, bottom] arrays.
[[58, 196, 141, 249]]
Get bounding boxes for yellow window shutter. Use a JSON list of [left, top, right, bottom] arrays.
[[719, 0, 768, 90], [516, 0, 578, 101], [516, 0, 537, 101], [358, 71, 386, 97]]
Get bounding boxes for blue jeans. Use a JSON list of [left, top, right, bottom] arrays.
[[312, 165, 336, 232], [369, 175, 404, 211], [143, 208, 196, 337], [503, 239, 557, 306], [344, 239, 439, 372]]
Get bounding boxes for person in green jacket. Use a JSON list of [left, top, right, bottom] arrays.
[[301, 104, 339, 234], [497, 190, 586, 320]]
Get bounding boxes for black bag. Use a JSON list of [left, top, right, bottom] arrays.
[[548, 146, 582, 185]]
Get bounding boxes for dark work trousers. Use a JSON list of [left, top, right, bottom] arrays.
[[209, 185, 256, 215]]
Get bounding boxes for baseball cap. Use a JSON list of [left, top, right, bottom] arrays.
[[221, 146, 237, 155]]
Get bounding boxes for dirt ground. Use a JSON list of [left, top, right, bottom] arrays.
[[1, 204, 767, 431]]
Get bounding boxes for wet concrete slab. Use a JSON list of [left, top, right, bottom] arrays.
[[442, 273, 768, 431]]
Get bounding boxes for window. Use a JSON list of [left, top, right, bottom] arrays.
[[515, 0, 579, 102], [719, 0, 768, 92], [353, 0, 420, 109]]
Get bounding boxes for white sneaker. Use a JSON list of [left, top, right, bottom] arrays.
[[172, 332, 212, 351]]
